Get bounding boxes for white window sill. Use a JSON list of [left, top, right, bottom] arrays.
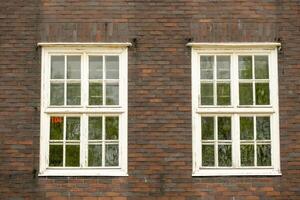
[[193, 169, 282, 177], [39, 169, 128, 177]]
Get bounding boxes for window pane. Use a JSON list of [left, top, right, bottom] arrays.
[[257, 144, 271, 166], [67, 56, 81, 79], [202, 145, 215, 166], [201, 83, 213, 105], [89, 117, 102, 140], [89, 83, 103, 105], [67, 83, 81, 105], [50, 117, 64, 140], [256, 117, 270, 140], [255, 56, 269, 79], [105, 117, 119, 140], [241, 145, 254, 166], [88, 145, 102, 166], [255, 83, 270, 105], [51, 56, 65, 79], [105, 144, 119, 166], [106, 83, 119, 105], [200, 56, 214, 79], [106, 56, 119, 79], [217, 56, 230, 79], [89, 56, 103, 79], [65, 145, 80, 167], [218, 145, 232, 167], [201, 117, 214, 140], [240, 117, 254, 140], [239, 56, 252, 79], [217, 83, 230, 105], [66, 117, 80, 140], [218, 117, 231, 140], [239, 83, 253, 105], [49, 145, 63, 166], [50, 83, 64, 105]]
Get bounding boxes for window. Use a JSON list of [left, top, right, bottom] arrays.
[[39, 43, 129, 176], [190, 43, 281, 176]]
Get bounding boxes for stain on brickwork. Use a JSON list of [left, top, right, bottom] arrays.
[[0, 0, 300, 199]]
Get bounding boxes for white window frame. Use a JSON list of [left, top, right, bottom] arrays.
[[39, 43, 130, 176], [189, 43, 281, 176]]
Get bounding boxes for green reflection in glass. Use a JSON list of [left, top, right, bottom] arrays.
[[105, 144, 119, 166], [67, 56, 81, 79], [257, 144, 271, 166], [65, 145, 80, 167], [49, 145, 63, 166], [201, 117, 214, 140], [66, 117, 80, 140], [200, 56, 214, 79], [106, 56, 119, 79], [106, 83, 119, 105], [50, 117, 63, 140], [201, 83, 214, 105], [240, 117, 254, 140], [256, 117, 270, 140], [217, 56, 230, 79], [241, 144, 254, 166], [217, 83, 230, 105], [67, 83, 81, 105], [89, 56, 103, 79], [256, 83, 269, 105], [202, 145, 215, 166], [89, 117, 102, 140], [255, 56, 269, 79], [239, 83, 253, 105], [50, 83, 64, 105], [51, 56, 64, 79], [218, 117, 231, 140], [88, 145, 102, 166], [218, 145, 232, 167], [239, 56, 252, 79], [105, 117, 119, 140], [89, 83, 103, 105]]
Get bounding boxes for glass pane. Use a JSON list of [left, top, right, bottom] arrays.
[[217, 83, 230, 105], [65, 145, 80, 167], [106, 56, 119, 79], [89, 56, 103, 79], [202, 145, 214, 166], [240, 117, 254, 140], [51, 56, 64, 79], [105, 144, 119, 166], [50, 117, 63, 140], [239, 83, 253, 105], [67, 83, 81, 105], [239, 56, 252, 79], [200, 56, 214, 79], [257, 144, 271, 166], [49, 145, 63, 166], [66, 117, 80, 140], [218, 117, 231, 140], [67, 56, 81, 79], [255, 56, 269, 79], [106, 83, 119, 105], [105, 117, 119, 140], [50, 83, 64, 105], [201, 117, 214, 140], [241, 144, 254, 166], [218, 145, 232, 167], [88, 145, 102, 166], [89, 83, 103, 105], [217, 56, 230, 79], [256, 117, 270, 140], [200, 83, 213, 105], [89, 117, 102, 140], [256, 83, 270, 105]]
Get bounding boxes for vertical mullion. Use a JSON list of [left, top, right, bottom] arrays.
[[80, 115, 87, 168], [215, 116, 218, 167], [254, 116, 257, 167], [213, 55, 217, 105], [103, 56, 106, 105], [63, 116, 66, 167], [252, 55, 256, 105], [64, 55, 67, 106], [233, 114, 240, 167], [102, 116, 105, 167]]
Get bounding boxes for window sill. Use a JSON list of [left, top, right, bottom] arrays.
[[192, 169, 281, 177], [39, 168, 128, 177]]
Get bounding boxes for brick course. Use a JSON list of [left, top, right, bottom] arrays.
[[0, 0, 299, 199]]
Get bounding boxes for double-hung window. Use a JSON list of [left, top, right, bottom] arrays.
[[39, 43, 129, 176], [190, 43, 281, 176]]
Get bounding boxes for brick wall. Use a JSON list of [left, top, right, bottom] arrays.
[[0, 0, 299, 199]]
